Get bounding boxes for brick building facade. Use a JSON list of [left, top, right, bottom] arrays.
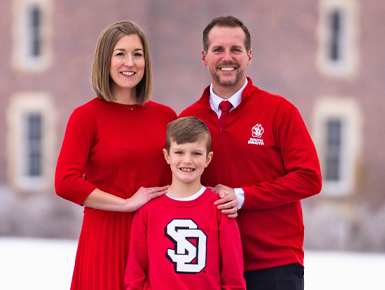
[[0, 0, 384, 251]]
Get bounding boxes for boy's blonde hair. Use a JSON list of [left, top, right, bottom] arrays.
[[165, 117, 211, 155]]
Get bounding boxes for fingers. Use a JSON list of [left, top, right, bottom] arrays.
[[150, 185, 169, 193], [225, 211, 238, 219], [220, 205, 239, 219], [214, 193, 234, 204], [216, 199, 239, 210], [147, 186, 167, 199], [208, 186, 216, 192], [150, 189, 167, 198]]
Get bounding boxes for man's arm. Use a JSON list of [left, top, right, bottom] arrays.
[[216, 107, 322, 210]]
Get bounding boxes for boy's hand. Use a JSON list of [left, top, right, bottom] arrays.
[[210, 184, 239, 218]]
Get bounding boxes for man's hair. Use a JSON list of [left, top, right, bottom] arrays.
[[203, 15, 251, 53], [165, 117, 211, 155], [91, 21, 152, 105]]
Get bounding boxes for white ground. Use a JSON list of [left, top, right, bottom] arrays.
[[1, 237, 384, 290]]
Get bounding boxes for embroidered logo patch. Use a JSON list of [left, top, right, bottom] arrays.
[[252, 123, 264, 138], [248, 123, 265, 145]]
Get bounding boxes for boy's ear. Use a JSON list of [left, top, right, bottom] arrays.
[[205, 151, 213, 168], [163, 148, 170, 164]]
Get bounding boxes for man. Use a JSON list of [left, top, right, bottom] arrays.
[[179, 16, 322, 290]]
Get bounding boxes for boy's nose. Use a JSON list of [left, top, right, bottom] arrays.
[[183, 154, 192, 163]]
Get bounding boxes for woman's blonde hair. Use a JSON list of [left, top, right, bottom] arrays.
[[91, 21, 152, 105]]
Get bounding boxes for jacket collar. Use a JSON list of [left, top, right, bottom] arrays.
[[197, 77, 257, 109]]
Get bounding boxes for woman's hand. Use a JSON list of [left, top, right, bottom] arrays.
[[127, 186, 169, 212], [210, 184, 239, 219]]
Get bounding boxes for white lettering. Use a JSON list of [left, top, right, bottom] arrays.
[[248, 138, 264, 145], [165, 219, 207, 273]]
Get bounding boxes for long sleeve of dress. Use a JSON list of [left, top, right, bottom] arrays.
[[55, 107, 97, 205]]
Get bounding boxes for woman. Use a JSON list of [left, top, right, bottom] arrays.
[[55, 21, 177, 290]]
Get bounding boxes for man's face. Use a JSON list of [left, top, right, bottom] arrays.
[[202, 26, 252, 92]]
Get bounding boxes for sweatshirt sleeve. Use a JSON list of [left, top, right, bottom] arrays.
[[124, 210, 149, 290], [55, 107, 97, 205], [219, 216, 246, 290], [242, 105, 322, 210]]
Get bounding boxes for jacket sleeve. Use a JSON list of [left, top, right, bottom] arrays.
[[242, 106, 322, 210], [219, 217, 246, 290], [55, 107, 97, 205], [124, 210, 149, 290]]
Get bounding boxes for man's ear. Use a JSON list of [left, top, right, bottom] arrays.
[[247, 48, 252, 66], [163, 148, 170, 164], [202, 49, 208, 66], [205, 151, 213, 168]]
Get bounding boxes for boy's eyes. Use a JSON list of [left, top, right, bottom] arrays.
[[172, 151, 203, 156]]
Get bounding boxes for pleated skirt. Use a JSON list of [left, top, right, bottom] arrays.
[[70, 208, 133, 290]]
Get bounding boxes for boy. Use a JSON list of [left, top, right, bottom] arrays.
[[124, 117, 245, 290]]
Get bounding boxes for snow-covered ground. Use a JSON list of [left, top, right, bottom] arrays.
[[1, 237, 384, 290]]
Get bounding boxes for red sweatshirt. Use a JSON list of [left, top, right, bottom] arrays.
[[179, 78, 322, 271], [125, 188, 245, 290]]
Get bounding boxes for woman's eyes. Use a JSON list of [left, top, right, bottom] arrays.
[[113, 52, 143, 57]]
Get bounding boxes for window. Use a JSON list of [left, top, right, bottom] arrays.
[[7, 92, 56, 192], [26, 113, 43, 177], [312, 97, 362, 196], [12, 0, 52, 72], [325, 118, 343, 181], [317, 0, 359, 78], [30, 5, 42, 57], [329, 9, 343, 62]]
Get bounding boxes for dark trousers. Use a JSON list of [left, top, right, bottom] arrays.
[[244, 263, 304, 290]]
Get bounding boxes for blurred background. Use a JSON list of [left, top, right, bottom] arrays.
[[0, 0, 384, 281]]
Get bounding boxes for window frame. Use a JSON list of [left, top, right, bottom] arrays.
[[7, 92, 56, 192], [316, 0, 359, 78], [12, 0, 52, 73], [312, 97, 362, 196]]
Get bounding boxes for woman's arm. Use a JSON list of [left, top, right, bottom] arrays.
[[82, 185, 168, 212]]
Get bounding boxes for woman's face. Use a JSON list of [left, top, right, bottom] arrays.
[[109, 34, 145, 95]]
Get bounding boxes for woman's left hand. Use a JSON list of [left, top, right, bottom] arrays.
[[210, 184, 239, 219]]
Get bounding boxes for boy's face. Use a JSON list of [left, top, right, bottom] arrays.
[[163, 140, 213, 186]]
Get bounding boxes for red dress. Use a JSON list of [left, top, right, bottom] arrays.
[[55, 98, 177, 290]]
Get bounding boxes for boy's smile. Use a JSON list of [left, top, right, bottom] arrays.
[[163, 140, 213, 193]]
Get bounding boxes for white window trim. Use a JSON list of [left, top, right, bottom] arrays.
[[316, 0, 359, 79], [313, 97, 362, 196], [7, 92, 57, 192], [12, 0, 53, 73]]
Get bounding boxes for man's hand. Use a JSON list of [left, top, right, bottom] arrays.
[[210, 184, 239, 218]]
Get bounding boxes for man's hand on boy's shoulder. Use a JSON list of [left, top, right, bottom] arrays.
[[210, 184, 239, 218]]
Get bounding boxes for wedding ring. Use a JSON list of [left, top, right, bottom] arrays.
[[151, 189, 154, 193]]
